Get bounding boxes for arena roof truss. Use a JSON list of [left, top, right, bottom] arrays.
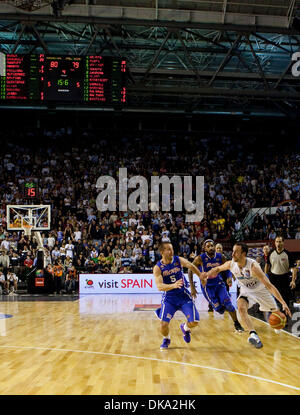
[[1, 0, 300, 116]]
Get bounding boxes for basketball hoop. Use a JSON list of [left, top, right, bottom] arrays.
[[22, 223, 33, 237]]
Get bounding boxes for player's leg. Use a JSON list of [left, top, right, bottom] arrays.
[[237, 296, 263, 349], [2, 280, 8, 294], [5, 280, 9, 294], [217, 284, 244, 332], [154, 301, 177, 350], [201, 283, 221, 312], [180, 299, 200, 343], [237, 296, 254, 331], [8, 280, 14, 295], [200, 284, 214, 312], [161, 321, 170, 337], [256, 288, 281, 333]]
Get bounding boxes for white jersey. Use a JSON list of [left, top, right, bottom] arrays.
[[230, 257, 277, 312], [230, 257, 264, 290]]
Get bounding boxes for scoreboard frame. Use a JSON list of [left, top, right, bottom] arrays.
[[0, 53, 126, 105]]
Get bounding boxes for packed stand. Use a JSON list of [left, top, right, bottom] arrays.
[[0, 127, 299, 290]]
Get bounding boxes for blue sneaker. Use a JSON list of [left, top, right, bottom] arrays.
[[180, 323, 191, 343], [160, 338, 171, 350]]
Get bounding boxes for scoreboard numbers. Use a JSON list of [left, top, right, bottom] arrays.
[[0, 53, 126, 104]]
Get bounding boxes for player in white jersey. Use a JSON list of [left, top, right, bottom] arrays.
[[205, 242, 292, 349]]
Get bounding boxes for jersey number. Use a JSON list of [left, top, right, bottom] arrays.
[[170, 276, 177, 283]]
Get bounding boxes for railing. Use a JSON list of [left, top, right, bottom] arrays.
[[235, 206, 272, 240], [235, 203, 300, 241], [11, 264, 155, 282]]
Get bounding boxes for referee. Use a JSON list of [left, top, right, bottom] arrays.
[[264, 235, 297, 309]]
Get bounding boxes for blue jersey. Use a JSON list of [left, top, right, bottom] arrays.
[[199, 252, 223, 285], [156, 255, 189, 298]]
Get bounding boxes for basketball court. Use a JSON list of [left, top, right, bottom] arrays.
[[0, 291, 299, 395], [0, 205, 299, 395]]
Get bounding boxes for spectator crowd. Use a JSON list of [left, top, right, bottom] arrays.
[[0, 126, 299, 293]]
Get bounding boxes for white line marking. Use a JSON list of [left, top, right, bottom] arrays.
[[251, 315, 300, 340], [0, 345, 299, 392]]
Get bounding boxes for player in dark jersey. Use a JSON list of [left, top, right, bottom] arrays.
[[153, 242, 207, 350], [188, 239, 244, 333], [215, 243, 231, 293]]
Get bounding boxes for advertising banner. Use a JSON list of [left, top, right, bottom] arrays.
[[79, 273, 238, 294]]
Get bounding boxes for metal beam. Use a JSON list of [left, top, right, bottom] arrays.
[[81, 27, 99, 55], [222, 0, 227, 25], [208, 34, 241, 86], [175, 29, 201, 84], [129, 67, 297, 82], [251, 32, 291, 53], [0, 34, 293, 57], [182, 29, 253, 73], [273, 56, 296, 89], [287, 0, 296, 28], [0, 13, 298, 35], [142, 29, 171, 82], [246, 34, 269, 90], [11, 23, 25, 53], [31, 24, 49, 53], [129, 85, 300, 100]]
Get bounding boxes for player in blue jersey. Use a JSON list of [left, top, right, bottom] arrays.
[[153, 241, 207, 350], [188, 239, 244, 333]]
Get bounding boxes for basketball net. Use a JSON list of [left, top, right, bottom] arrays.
[[22, 223, 33, 237]]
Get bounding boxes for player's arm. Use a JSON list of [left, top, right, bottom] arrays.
[[264, 252, 271, 275], [288, 252, 298, 289], [153, 265, 183, 292], [290, 265, 297, 289], [206, 260, 233, 279], [187, 256, 202, 298], [221, 254, 233, 286], [251, 262, 292, 317], [179, 256, 207, 286]]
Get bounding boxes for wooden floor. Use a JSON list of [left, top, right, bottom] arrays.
[[0, 293, 299, 395]]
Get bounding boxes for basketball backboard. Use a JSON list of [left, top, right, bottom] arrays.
[[6, 205, 51, 232]]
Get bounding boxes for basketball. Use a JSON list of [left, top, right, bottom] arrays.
[[269, 311, 287, 330]]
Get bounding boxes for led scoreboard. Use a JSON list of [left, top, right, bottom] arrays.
[[0, 53, 126, 104]]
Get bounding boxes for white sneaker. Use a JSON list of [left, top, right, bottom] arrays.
[[247, 332, 263, 349]]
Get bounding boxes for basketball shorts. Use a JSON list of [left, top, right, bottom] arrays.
[[201, 282, 234, 312], [238, 285, 277, 312], [155, 294, 200, 323]]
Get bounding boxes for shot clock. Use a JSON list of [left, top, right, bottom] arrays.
[[23, 181, 39, 199]]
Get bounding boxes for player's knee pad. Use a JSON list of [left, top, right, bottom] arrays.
[[215, 305, 226, 314]]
